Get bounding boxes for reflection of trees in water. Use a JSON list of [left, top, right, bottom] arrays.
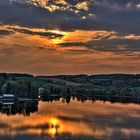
[[1, 93, 140, 116], [41, 93, 140, 105], [41, 95, 96, 105], [0, 100, 38, 116], [0, 95, 94, 116]]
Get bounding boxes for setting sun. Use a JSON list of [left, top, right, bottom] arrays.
[[50, 30, 61, 34]]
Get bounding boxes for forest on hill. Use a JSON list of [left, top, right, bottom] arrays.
[[0, 73, 140, 100]]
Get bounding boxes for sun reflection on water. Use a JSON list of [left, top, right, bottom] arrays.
[[48, 118, 60, 137], [1, 101, 140, 139]]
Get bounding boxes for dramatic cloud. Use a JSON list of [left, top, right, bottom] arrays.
[[0, 0, 140, 34], [0, 0, 140, 74], [59, 33, 140, 53], [0, 29, 14, 36], [12, 28, 64, 38]]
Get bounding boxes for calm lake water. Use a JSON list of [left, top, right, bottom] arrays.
[[1, 100, 140, 140]]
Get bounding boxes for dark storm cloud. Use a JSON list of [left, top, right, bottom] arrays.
[[89, 0, 140, 34], [0, 0, 140, 34], [59, 36, 140, 53], [89, 38, 140, 53], [0, 0, 87, 31], [0, 26, 63, 38], [12, 28, 64, 38], [0, 29, 14, 36], [59, 42, 85, 47]]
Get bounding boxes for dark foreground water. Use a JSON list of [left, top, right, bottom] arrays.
[[1, 100, 140, 140]]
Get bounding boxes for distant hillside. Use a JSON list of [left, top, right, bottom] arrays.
[[0, 73, 34, 78], [1, 73, 140, 100], [1, 73, 140, 87], [37, 74, 140, 80], [37, 74, 140, 87]]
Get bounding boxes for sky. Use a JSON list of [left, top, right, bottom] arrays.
[[0, 0, 140, 75]]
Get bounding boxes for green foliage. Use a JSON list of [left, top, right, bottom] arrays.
[[1, 74, 140, 99]]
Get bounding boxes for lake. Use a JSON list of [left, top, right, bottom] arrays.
[[0, 99, 140, 140]]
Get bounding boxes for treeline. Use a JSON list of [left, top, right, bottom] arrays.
[[39, 84, 140, 100], [1, 73, 140, 87], [1, 73, 140, 100], [0, 73, 33, 79], [37, 74, 140, 80], [37, 74, 140, 87]]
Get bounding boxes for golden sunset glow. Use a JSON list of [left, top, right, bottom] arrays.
[[30, 0, 89, 13], [52, 38, 63, 45], [0, 26, 140, 75], [50, 118, 59, 126], [0, 0, 140, 75]]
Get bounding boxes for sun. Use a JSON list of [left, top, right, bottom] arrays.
[[52, 38, 63, 45], [49, 30, 68, 45], [50, 30, 62, 34]]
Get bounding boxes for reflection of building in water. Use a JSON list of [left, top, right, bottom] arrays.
[[0, 94, 15, 104], [0, 98, 38, 116]]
